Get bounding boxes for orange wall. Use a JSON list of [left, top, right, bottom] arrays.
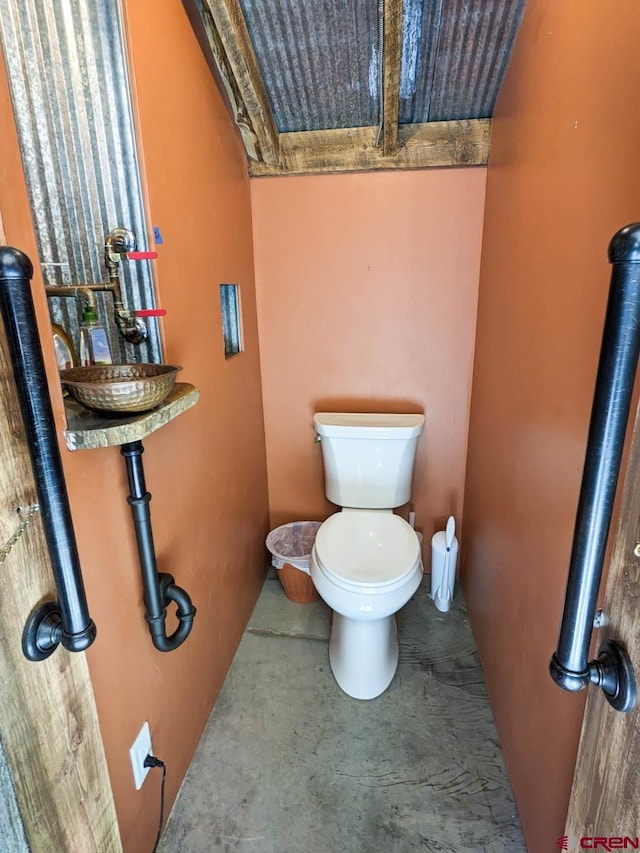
[[1, 2, 269, 851], [251, 170, 486, 543], [462, 3, 640, 850]]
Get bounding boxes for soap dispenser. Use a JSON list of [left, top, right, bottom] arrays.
[[79, 304, 113, 366]]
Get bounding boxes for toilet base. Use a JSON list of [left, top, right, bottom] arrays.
[[329, 613, 398, 700]]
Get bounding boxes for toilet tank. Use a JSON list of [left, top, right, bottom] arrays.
[[314, 412, 425, 508]]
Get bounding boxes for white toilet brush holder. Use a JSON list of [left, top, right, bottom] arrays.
[[431, 516, 458, 612]]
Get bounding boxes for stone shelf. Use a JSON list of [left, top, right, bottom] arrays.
[[63, 382, 200, 451]]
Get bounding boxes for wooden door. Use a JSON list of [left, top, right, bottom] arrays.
[[0, 281, 122, 850], [565, 400, 640, 841]]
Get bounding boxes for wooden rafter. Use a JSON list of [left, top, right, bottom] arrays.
[[382, 0, 403, 156], [248, 119, 490, 177], [182, 0, 280, 166]]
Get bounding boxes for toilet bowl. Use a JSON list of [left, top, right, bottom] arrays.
[[311, 411, 425, 700], [311, 509, 423, 700]]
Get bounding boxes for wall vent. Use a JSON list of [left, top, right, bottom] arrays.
[[220, 284, 242, 358]]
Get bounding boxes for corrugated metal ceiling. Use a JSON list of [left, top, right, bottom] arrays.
[[240, 0, 378, 131], [239, 0, 525, 133]]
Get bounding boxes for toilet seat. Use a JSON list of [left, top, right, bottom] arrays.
[[314, 510, 421, 590]]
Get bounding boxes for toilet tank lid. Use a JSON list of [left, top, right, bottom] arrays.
[[314, 412, 425, 439]]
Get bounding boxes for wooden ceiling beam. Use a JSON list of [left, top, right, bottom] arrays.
[[182, 0, 280, 166], [382, 0, 404, 157], [248, 119, 490, 177]]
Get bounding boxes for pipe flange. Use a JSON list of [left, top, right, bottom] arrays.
[[22, 601, 62, 661], [590, 639, 636, 713]]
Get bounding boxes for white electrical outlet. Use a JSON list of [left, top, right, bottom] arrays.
[[130, 721, 153, 790]]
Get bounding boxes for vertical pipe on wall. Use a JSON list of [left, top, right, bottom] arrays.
[[121, 440, 196, 652], [550, 223, 640, 712], [0, 246, 96, 660]]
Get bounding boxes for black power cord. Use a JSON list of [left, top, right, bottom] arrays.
[[144, 755, 167, 853]]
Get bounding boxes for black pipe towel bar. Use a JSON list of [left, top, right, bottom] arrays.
[[0, 246, 96, 660], [549, 223, 640, 712], [121, 440, 196, 651]]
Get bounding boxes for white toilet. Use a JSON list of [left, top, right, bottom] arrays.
[[310, 412, 425, 700]]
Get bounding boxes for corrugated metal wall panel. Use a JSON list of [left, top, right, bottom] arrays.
[[0, 0, 161, 364], [239, 0, 379, 132], [427, 0, 524, 121]]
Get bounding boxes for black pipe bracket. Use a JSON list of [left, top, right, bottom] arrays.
[[550, 224, 640, 713]]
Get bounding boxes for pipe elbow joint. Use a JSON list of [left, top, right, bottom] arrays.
[[148, 573, 196, 652], [549, 653, 590, 692]]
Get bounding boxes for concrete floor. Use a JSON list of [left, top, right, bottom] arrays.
[[158, 573, 524, 852]]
